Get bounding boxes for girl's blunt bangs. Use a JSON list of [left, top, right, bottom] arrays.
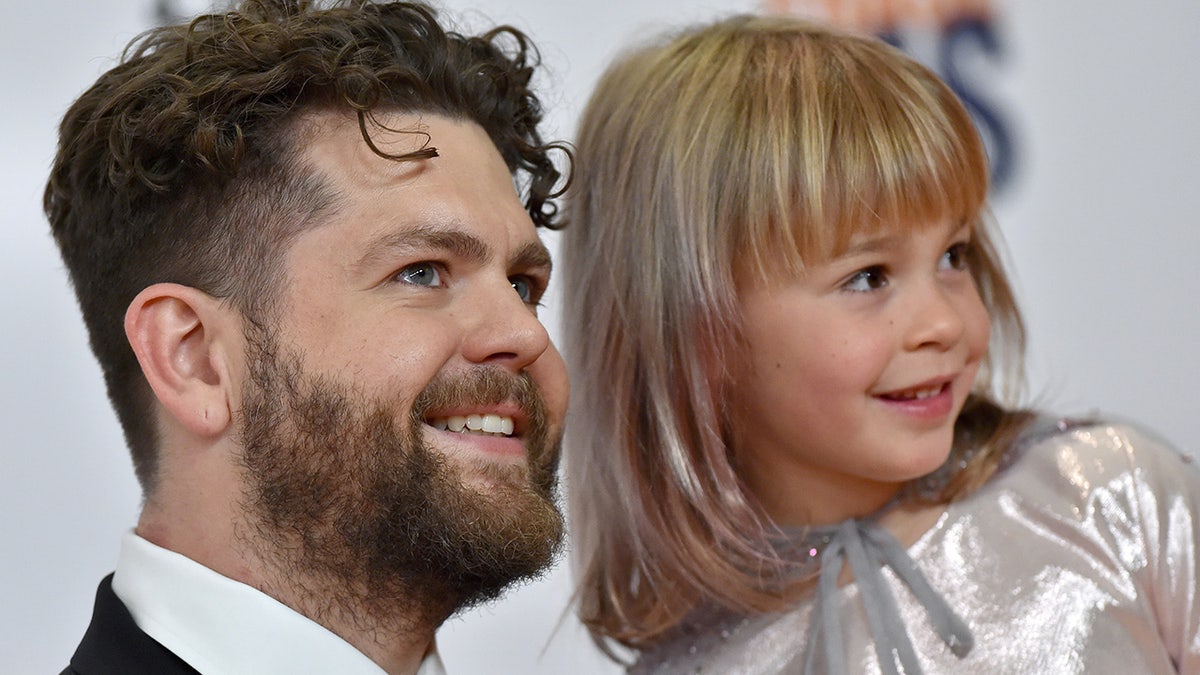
[[720, 19, 990, 282]]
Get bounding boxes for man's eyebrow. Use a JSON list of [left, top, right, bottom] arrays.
[[354, 223, 552, 273], [355, 225, 491, 271], [511, 239, 553, 274]]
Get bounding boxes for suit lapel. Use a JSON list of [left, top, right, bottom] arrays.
[[63, 574, 199, 675]]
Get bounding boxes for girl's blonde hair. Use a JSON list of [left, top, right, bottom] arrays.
[[561, 15, 1028, 655]]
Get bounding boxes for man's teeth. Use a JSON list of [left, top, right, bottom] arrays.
[[429, 414, 515, 436]]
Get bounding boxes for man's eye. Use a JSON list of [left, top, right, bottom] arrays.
[[510, 275, 537, 303], [396, 263, 443, 287], [842, 266, 888, 293], [940, 242, 971, 272]]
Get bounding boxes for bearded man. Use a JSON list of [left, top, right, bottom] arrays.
[[46, 3, 569, 673]]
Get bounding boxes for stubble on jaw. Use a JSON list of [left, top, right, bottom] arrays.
[[234, 326, 564, 638]]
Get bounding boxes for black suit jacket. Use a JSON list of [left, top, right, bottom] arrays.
[[61, 573, 199, 675]]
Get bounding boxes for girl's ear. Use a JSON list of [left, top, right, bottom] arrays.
[[124, 283, 238, 437]]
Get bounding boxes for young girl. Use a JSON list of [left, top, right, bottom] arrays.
[[560, 15, 1200, 674]]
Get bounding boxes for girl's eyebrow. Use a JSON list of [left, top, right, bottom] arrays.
[[841, 220, 972, 258], [841, 233, 904, 257]]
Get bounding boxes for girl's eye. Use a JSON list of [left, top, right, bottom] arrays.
[[396, 262, 443, 287], [842, 266, 888, 293], [510, 275, 540, 304], [940, 242, 971, 272]]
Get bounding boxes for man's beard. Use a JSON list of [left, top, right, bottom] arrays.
[[236, 328, 564, 630]]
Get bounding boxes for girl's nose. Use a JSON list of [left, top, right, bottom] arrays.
[[903, 283, 967, 352]]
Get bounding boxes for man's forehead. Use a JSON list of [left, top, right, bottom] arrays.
[[283, 109, 542, 265], [293, 112, 437, 184]]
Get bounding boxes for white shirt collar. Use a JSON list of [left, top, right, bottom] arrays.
[[111, 531, 447, 675]]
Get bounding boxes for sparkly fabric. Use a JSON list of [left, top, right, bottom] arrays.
[[799, 519, 972, 675], [631, 422, 1200, 674]]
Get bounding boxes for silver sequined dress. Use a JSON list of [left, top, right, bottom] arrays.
[[632, 421, 1200, 674]]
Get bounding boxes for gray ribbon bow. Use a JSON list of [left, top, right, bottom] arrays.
[[800, 519, 973, 674]]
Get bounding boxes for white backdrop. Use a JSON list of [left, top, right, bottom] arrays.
[[3, 1, 1198, 672]]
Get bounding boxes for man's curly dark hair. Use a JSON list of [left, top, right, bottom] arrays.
[[44, 0, 568, 491]]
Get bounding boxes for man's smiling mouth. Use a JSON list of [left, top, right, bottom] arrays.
[[429, 414, 515, 437]]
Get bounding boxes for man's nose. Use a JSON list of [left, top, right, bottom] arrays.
[[460, 278, 552, 371]]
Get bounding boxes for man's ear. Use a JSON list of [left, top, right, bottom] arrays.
[[125, 283, 239, 438]]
